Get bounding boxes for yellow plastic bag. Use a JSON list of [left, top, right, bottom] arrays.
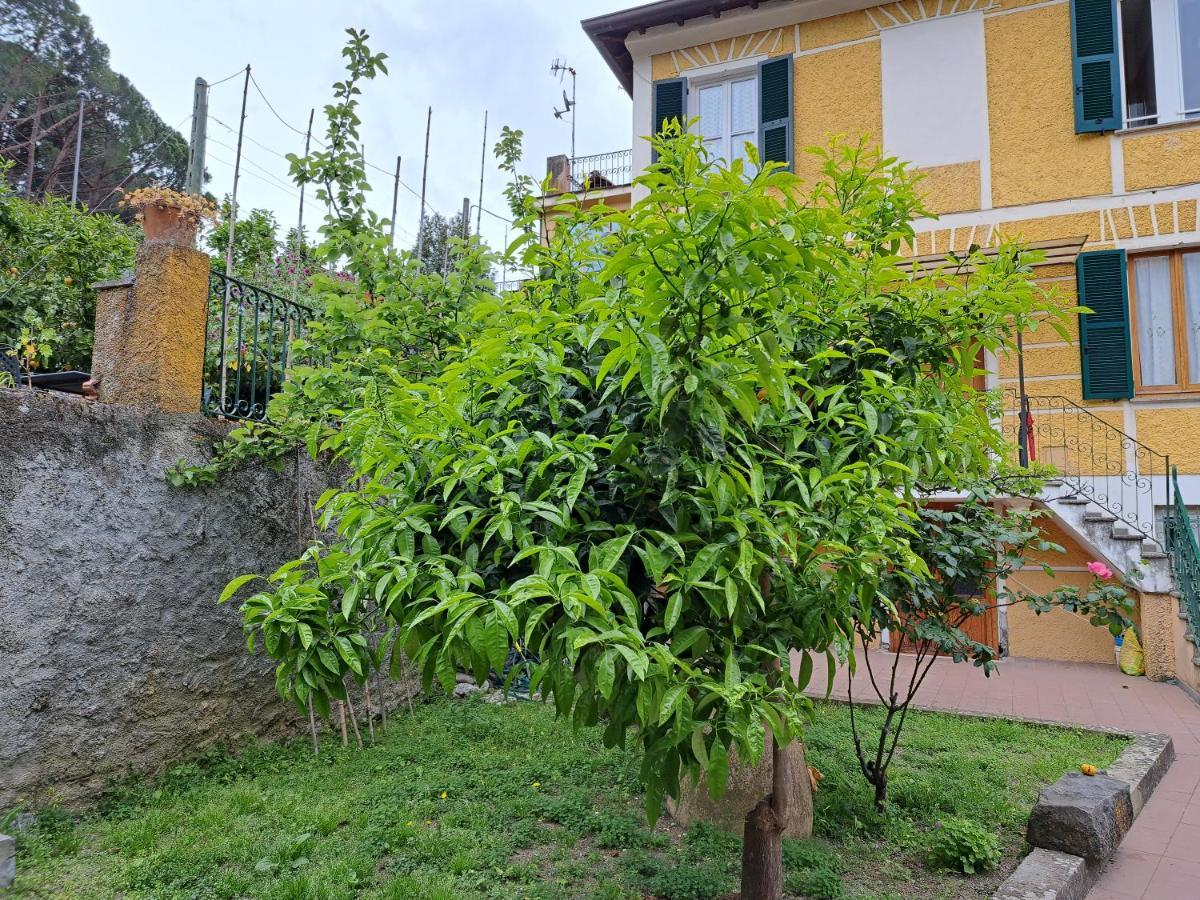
[[1119, 628, 1145, 677]]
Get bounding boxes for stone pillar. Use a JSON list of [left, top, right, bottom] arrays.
[[546, 154, 571, 193], [89, 240, 209, 413], [1139, 592, 1177, 682]]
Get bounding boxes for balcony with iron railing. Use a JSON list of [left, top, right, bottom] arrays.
[[544, 149, 632, 195]]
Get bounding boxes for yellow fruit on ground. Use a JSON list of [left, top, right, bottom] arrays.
[[1080, 764, 1097, 776]]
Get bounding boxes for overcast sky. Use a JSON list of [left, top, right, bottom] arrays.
[[83, 0, 634, 253]]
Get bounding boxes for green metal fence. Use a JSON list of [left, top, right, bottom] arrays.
[[1166, 467, 1200, 637]]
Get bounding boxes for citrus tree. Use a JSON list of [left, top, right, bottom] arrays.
[[225, 110, 1076, 897]]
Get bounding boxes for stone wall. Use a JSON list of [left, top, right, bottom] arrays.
[[0, 388, 328, 807]]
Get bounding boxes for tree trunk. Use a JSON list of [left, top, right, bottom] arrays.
[[873, 774, 887, 813], [740, 724, 791, 900], [741, 799, 784, 900]]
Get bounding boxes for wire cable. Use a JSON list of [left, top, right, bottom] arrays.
[[206, 66, 248, 89], [206, 146, 301, 201]]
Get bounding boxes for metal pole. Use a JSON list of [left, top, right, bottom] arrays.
[[388, 155, 401, 249], [570, 69, 576, 162], [476, 110, 487, 237], [1016, 330, 1030, 468], [186, 78, 208, 196], [461, 197, 470, 241], [415, 106, 432, 260], [292, 108, 314, 303], [225, 65, 251, 280], [70, 90, 85, 206], [220, 64, 250, 409]]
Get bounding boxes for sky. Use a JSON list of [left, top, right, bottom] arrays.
[[82, 0, 635, 255]]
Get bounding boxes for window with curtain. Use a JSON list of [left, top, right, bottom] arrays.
[[1117, 0, 1200, 126], [1131, 249, 1200, 391], [693, 74, 758, 171]]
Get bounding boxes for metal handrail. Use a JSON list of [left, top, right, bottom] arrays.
[[1003, 391, 1170, 544], [1166, 466, 1200, 635], [569, 149, 632, 191], [203, 271, 313, 422]]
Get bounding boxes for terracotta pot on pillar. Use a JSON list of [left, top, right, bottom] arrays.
[[141, 203, 198, 247]]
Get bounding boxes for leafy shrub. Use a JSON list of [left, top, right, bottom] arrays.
[[0, 168, 137, 372], [924, 817, 1001, 874], [782, 837, 842, 874], [593, 814, 645, 849], [784, 865, 845, 899], [682, 821, 740, 862], [644, 863, 730, 900]]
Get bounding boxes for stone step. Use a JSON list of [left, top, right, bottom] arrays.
[[1056, 496, 1091, 506], [1083, 511, 1118, 524], [1141, 549, 1168, 560], [1110, 528, 1145, 543]]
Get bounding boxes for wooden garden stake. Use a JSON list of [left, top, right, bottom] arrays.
[[344, 693, 364, 749], [307, 695, 319, 756], [363, 678, 376, 744], [338, 700, 348, 747]]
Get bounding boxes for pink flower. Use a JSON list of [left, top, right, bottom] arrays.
[[1087, 561, 1113, 579]]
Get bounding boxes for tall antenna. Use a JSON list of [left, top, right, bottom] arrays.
[[550, 58, 576, 161]]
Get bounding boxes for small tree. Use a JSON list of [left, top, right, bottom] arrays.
[[220, 32, 1083, 900], [847, 493, 1134, 812]]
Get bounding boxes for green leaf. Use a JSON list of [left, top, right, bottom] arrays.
[[596, 648, 616, 699], [797, 651, 813, 692], [483, 619, 509, 672], [707, 738, 729, 800], [664, 592, 683, 632], [219, 574, 258, 605]]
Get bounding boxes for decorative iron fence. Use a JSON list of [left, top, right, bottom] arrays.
[[1001, 391, 1170, 543], [569, 149, 632, 191], [1165, 467, 1200, 637], [203, 271, 313, 422]]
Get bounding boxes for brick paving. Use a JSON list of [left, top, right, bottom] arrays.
[[801, 651, 1200, 899]]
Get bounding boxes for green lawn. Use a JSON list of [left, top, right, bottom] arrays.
[[9, 697, 1127, 900]]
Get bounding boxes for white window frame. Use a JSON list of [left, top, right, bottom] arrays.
[[687, 66, 759, 167], [1120, 0, 1200, 127]]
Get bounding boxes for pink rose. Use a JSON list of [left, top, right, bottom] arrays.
[[1087, 561, 1113, 579]]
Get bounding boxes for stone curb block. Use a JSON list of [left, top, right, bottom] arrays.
[[991, 731, 1174, 900], [0, 833, 14, 889], [992, 848, 1089, 900]]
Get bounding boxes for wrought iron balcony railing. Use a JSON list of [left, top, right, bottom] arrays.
[[203, 271, 314, 422], [569, 149, 632, 191], [1000, 390, 1170, 544]]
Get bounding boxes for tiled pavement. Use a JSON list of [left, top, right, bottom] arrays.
[[801, 651, 1200, 899]]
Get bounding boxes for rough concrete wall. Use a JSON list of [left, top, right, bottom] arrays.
[[0, 388, 329, 807], [1139, 593, 1177, 682]]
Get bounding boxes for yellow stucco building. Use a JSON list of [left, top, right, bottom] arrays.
[[558, 0, 1200, 690]]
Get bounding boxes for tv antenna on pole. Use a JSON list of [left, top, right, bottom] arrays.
[[550, 58, 576, 161]]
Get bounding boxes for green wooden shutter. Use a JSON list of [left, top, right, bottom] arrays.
[[758, 56, 793, 171], [1078, 249, 1134, 399], [1070, 0, 1122, 132], [652, 77, 687, 163]]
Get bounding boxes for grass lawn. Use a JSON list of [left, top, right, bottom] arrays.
[[9, 696, 1127, 900]]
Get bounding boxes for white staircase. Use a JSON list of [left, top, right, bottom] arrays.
[[1040, 479, 1172, 594]]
